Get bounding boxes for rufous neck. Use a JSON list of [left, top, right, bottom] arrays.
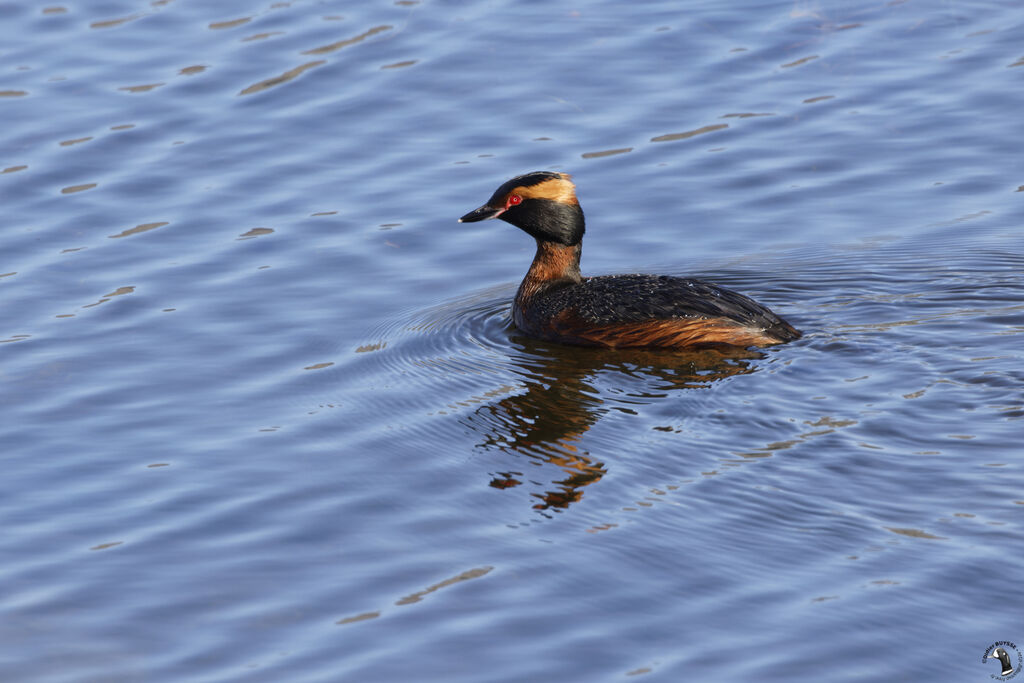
[[525, 240, 583, 285]]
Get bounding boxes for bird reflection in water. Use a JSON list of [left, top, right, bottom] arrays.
[[461, 336, 764, 513]]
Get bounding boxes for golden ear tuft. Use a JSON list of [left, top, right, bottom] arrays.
[[515, 176, 578, 205]]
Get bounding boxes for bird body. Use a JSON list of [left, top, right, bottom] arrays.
[[459, 172, 800, 349]]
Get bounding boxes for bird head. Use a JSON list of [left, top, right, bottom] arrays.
[[459, 171, 585, 246]]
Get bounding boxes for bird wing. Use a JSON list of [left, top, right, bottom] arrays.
[[560, 275, 784, 326]]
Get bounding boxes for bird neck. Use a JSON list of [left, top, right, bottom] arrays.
[[525, 239, 583, 285], [513, 240, 583, 328]]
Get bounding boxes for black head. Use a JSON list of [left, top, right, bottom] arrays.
[[459, 171, 586, 246]]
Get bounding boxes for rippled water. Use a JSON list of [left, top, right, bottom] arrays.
[[2, 1, 1023, 681]]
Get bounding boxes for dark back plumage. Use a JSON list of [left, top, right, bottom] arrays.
[[521, 274, 800, 346]]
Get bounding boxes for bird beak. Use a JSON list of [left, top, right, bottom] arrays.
[[458, 205, 505, 223]]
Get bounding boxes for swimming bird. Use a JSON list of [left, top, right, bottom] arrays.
[[458, 171, 800, 349]]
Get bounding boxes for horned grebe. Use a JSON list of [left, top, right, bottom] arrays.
[[459, 171, 800, 349]]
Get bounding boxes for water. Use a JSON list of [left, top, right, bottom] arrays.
[[2, 1, 1022, 681]]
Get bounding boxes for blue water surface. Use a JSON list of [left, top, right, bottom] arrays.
[[1, 1, 1022, 681]]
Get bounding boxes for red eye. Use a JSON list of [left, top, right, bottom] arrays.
[[507, 194, 522, 207]]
